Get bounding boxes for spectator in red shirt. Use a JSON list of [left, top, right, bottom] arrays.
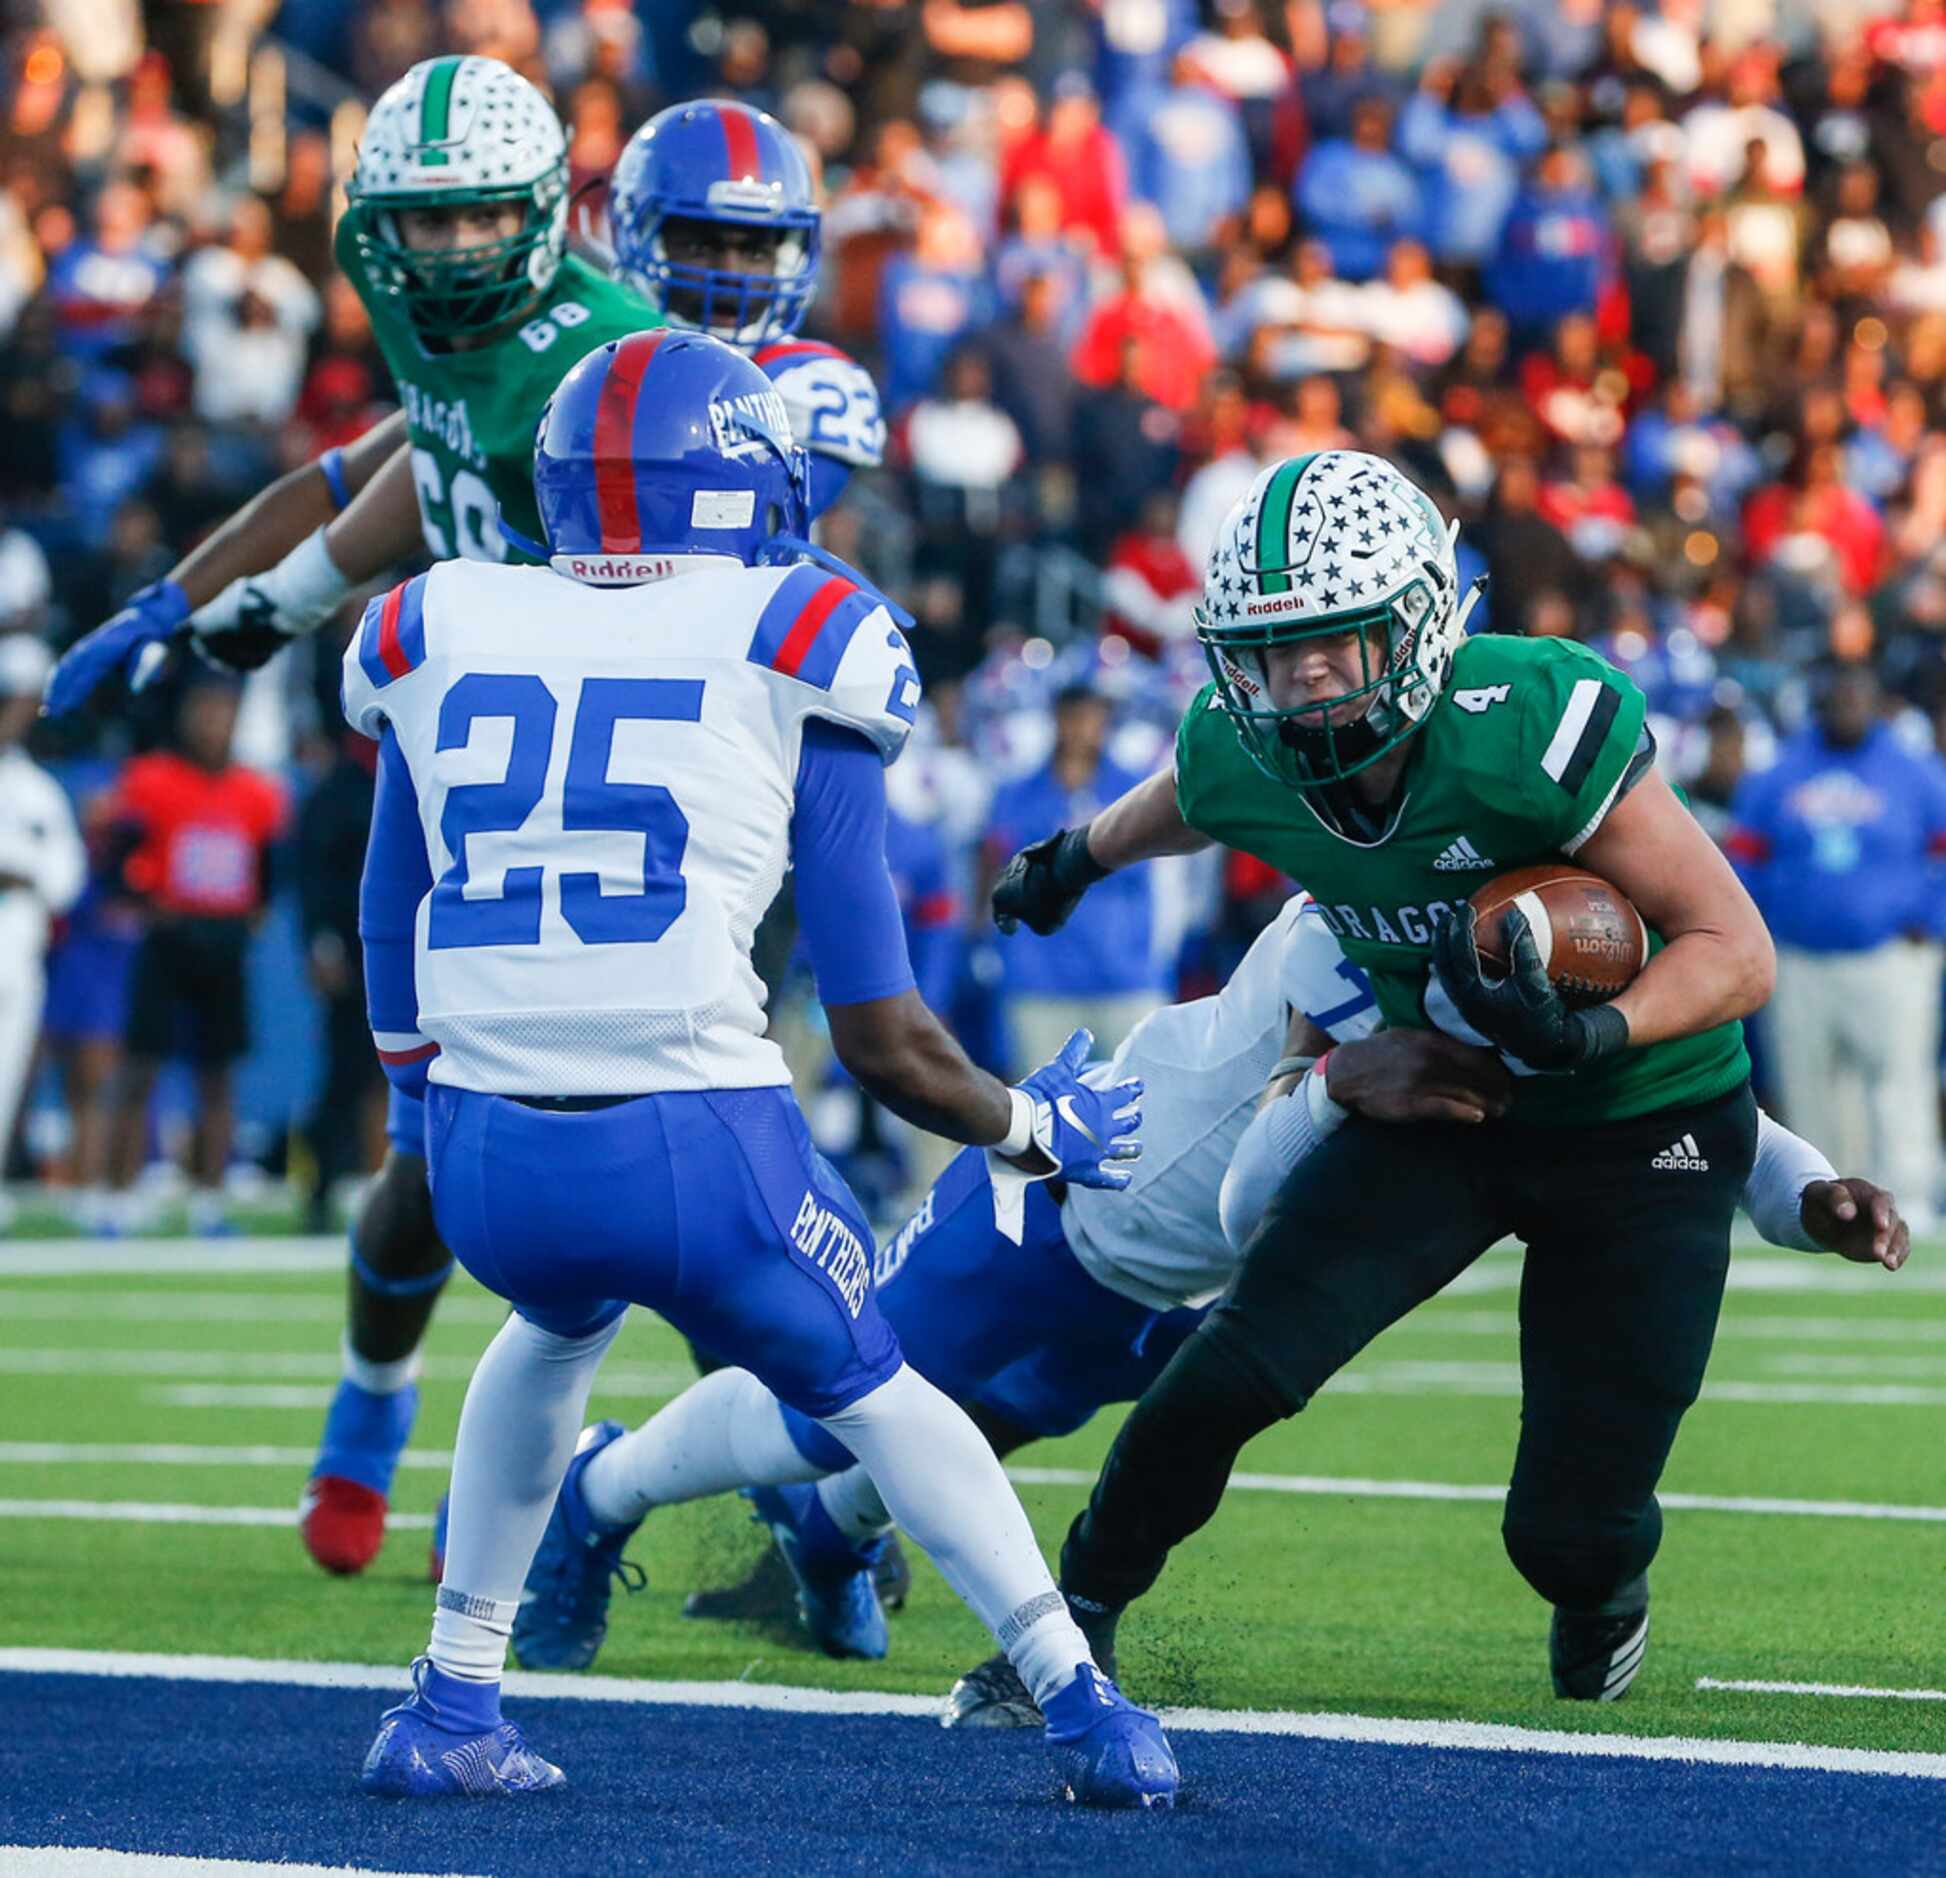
[[1744, 442, 1888, 598], [106, 678, 288, 1234], [999, 74, 1128, 260], [1070, 249, 1218, 413], [1102, 489, 1200, 660]]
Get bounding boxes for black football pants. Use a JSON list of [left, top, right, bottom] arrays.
[[1061, 1081, 1757, 1616]]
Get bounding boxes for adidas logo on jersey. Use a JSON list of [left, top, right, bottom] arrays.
[[1652, 1133, 1709, 1172], [1432, 837, 1496, 872]]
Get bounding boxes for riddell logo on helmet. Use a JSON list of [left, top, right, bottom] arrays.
[[1245, 596, 1307, 618]]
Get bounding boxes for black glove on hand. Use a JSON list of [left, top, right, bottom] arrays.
[[992, 826, 1110, 935], [1430, 903, 1630, 1071], [193, 587, 298, 673]]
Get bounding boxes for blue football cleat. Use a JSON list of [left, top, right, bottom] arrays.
[[1043, 1665, 1179, 1810], [511, 1421, 645, 1672], [745, 1482, 889, 1660], [359, 1659, 565, 1797]]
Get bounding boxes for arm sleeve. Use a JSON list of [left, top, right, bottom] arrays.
[[359, 729, 437, 1095], [1743, 1109, 1838, 1253], [791, 717, 918, 1008], [1218, 1072, 1345, 1252]]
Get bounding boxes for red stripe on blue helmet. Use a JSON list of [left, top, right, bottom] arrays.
[[718, 103, 761, 182], [593, 334, 666, 553]]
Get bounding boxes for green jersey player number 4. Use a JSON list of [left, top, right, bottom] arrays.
[[994, 449, 1779, 1711]]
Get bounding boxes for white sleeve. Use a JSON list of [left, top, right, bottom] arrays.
[[1279, 896, 1382, 1042], [1218, 1068, 1348, 1252], [1743, 1109, 1838, 1253], [29, 774, 84, 916]]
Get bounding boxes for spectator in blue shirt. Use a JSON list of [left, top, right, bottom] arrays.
[[875, 201, 993, 409], [983, 684, 1162, 1073], [45, 182, 170, 365], [1483, 143, 1614, 343], [1293, 96, 1426, 283], [1396, 59, 1547, 267], [1112, 59, 1253, 257], [1728, 661, 1946, 1230]]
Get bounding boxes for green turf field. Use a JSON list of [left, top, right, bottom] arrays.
[[3, 1235, 1942, 1759]]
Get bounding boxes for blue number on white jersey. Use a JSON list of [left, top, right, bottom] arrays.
[[755, 341, 886, 469]]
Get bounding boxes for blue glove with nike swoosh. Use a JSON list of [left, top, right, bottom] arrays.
[[43, 580, 190, 717], [1012, 1028, 1144, 1190]]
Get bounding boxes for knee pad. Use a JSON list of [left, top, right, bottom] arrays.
[[1502, 1496, 1662, 1613]]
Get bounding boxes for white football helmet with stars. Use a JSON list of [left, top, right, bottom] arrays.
[[1196, 451, 1481, 785]]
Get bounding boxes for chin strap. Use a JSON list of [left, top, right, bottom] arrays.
[[498, 516, 552, 561], [759, 534, 915, 631]]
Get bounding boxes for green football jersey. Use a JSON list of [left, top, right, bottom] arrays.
[[1175, 633, 1750, 1125], [338, 235, 662, 564]]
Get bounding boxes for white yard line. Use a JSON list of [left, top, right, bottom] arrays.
[[0, 1290, 509, 1325], [0, 1349, 691, 1393], [0, 1854, 483, 1878], [1404, 1311, 1946, 1346], [1697, 1678, 1946, 1704], [0, 1240, 347, 1276], [0, 1499, 435, 1530], [3, 1648, 1942, 1781], [6, 1471, 1944, 1528], [0, 1442, 452, 1469]]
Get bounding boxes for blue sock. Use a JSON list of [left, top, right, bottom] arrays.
[[419, 1662, 502, 1734], [314, 1379, 418, 1495]]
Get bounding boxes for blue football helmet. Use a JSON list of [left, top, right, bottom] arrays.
[[532, 329, 810, 578], [609, 100, 820, 348]]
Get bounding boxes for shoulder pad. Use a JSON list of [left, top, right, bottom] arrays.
[[341, 571, 433, 740], [1281, 894, 1381, 1041], [745, 562, 920, 764], [754, 340, 886, 471]]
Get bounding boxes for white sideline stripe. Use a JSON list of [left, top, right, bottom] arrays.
[[0, 1349, 692, 1393], [5, 1649, 1944, 1782], [0, 1290, 511, 1325], [0, 1442, 454, 1470], [8, 1345, 1942, 1409], [1408, 1311, 1946, 1346], [0, 1499, 434, 1530], [1441, 1256, 1946, 1296], [1697, 1678, 1946, 1705], [7, 1474, 1944, 1530], [1006, 1468, 1946, 1525], [0, 1239, 347, 1276], [0, 1853, 483, 1878]]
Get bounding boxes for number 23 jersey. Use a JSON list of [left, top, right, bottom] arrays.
[[342, 556, 921, 1095]]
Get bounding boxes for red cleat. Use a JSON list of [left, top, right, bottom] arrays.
[[300, 1474, 388, 1575]]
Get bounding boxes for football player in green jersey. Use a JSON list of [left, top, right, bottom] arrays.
[[46, 55, 667, 1580], [992, 450, 1777, 1703]]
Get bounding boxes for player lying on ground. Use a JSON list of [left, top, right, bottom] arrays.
[[348, 329, 1175, 1807], [993, 448, 1780, 1705], [511, 886, 1901, 1714], [45, 73, 889, 1582]]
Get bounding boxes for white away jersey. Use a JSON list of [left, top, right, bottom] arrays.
[[1062, 893, 1381, 1311], [342, 555, 921, 1095]]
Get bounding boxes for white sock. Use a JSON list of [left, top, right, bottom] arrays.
[[427, 1311, 622, 1684], [579, 1366, 823, 1529], [342, 1334, 419, 1396], [815, 1465, 891, 1545], [816, 1365, 1090, 1708]]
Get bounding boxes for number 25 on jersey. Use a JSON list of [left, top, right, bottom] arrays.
[[429, 673, 700, 951]]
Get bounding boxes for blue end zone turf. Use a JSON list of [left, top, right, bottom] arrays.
[[1, 1671, 1934, 1875]]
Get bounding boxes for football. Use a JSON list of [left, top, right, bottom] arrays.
[[1470, 863, 1649, 1007]]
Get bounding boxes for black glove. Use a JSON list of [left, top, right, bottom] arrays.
[[193, 586, 298, 673], [1430, 903, 1630, 1072], [992, 826, 1111, 935]]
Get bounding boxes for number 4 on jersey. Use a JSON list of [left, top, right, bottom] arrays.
[[1452, 684, 1511, 715]]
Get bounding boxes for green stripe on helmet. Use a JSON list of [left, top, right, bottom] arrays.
[[1254, 455, 1312, 596], [417, 56, 462, 166]]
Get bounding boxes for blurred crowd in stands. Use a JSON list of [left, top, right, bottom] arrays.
[[3, 0, 1946, 1233]]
